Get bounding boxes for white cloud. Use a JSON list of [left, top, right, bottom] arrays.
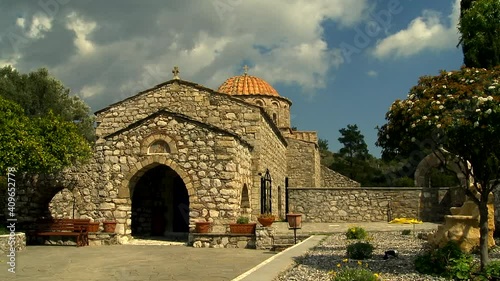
[[66, 12, 96, 55], [3, 0, 370, 109], [372, 0, 460, 59], [27, 13, 52, 39], [367, 70, 378, 77], [80, 84, 104, 98], [16, 17, 25, 28]]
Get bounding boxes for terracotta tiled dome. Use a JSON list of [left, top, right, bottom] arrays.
[[218, 71, 279, 97]]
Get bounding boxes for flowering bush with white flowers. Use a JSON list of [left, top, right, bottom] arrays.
[[377, 66, 500, 269]]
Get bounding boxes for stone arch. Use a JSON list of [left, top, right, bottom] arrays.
[[140, 134, 178, 155], [255, 99, 264, 107], [119, 156, 194, 236], [118, 156, 194, 199], [414, 153, 467, 187]]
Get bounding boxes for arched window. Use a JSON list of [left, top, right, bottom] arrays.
[[255, 100, 264, 107], [241, 184, 250, 208], [148, 140, 170, 154], [272, 113, 278, 123]]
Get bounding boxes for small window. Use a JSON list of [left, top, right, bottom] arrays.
[[272, 113, 278, 123], [255, 100, 264, 107], [148, 140, 170, 154], [241, 184, 250, 208]]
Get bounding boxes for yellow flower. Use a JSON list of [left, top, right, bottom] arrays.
[[337, 263, 341, 268], [342, 258, 348, 263], [374, 273, 379, 278], [357, 260, 362, 266]]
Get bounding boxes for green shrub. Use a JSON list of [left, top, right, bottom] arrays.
[[415, 241, 473, 279], [445, 254, 474, 280], [346, 226, 368, 240], [347, 242, 374, 260], [476, 260, 500, 280], [331, 268, 379, 281], [330, 261, 380, 281], [401, 229, 411, 235], [236, 216, 249, 224]]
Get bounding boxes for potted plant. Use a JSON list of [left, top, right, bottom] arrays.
[[195, 214, 212, 233], [103, 213, 117, 233], [229, 216, 256, 234], [257, 213, 276, 227]]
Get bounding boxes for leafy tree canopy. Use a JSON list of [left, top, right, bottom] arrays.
[[0, 67, 93, 174], [0, 66, 95, 141], [338, 124, 369, 160], [459, 0, 500, 69], [377, 66, 500, 267]]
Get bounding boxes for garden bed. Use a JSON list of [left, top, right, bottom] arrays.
[[274, 231, 500, 281]]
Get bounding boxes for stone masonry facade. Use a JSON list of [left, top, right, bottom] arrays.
[[25, 75, 359, 238], [11, 70, 489, 240]]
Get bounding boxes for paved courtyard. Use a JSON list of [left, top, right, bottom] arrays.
[[0, 222, 441, 281], [0, 244, 275, 281]]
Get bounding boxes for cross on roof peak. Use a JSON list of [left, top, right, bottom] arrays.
[[172, 66, 180, 80], [243, 65, 249, 75]]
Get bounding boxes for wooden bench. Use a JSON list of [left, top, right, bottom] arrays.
[[32, 218, 90, 247]]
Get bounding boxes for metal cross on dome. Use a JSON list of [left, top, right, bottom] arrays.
[[172, 66, 180, 80], [243, 65, 249, 75]]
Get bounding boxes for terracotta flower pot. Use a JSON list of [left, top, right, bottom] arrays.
[[103, 221, 117, 233], [88, 222, 100, 232], [195, 222, 212, 233], [286, 213, 302, 228], [229, 223, 256, 234], [257, 216, 275, 227]]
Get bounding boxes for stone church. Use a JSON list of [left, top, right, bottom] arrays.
[[42, 66, 358, 237]]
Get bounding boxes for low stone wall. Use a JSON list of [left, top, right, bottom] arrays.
[[0, 233, 26, 253], [288, 187, 463, 223], [189, 233, 255, 248], [30, 233, 118, 246], [320, 166, 360, 187]]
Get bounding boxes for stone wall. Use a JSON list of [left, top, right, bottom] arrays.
[[0, 233, 26, 254], [189, 233, 255, 248], [252, 114, 287, 219], [96, 112, 253, 233], [286, 138, 319, 188], [44, 80, 291, 236], [288, 187, 462, 222], [320, 165, 361, 187]]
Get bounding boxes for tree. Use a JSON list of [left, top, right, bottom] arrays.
[[0, 66, 95, 142], [338, 124, 369, 162], [330, 125, 382, 185], [0, 96, 92, 173], [318, 138, 329, 152], [459, 0, 500, 68], [377, 66, 500, 268]]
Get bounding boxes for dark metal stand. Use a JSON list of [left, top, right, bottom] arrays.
[[289, 226, 301, 244]]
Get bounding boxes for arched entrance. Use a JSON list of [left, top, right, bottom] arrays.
[[131, 165, 189, 236]]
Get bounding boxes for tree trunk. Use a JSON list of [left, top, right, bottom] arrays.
[[478, 195, 490, 269]]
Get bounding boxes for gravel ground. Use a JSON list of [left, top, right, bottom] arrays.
[[274, 231, 500, 281]]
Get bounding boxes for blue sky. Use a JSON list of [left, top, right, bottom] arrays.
[[0, 0, 463, 157]]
